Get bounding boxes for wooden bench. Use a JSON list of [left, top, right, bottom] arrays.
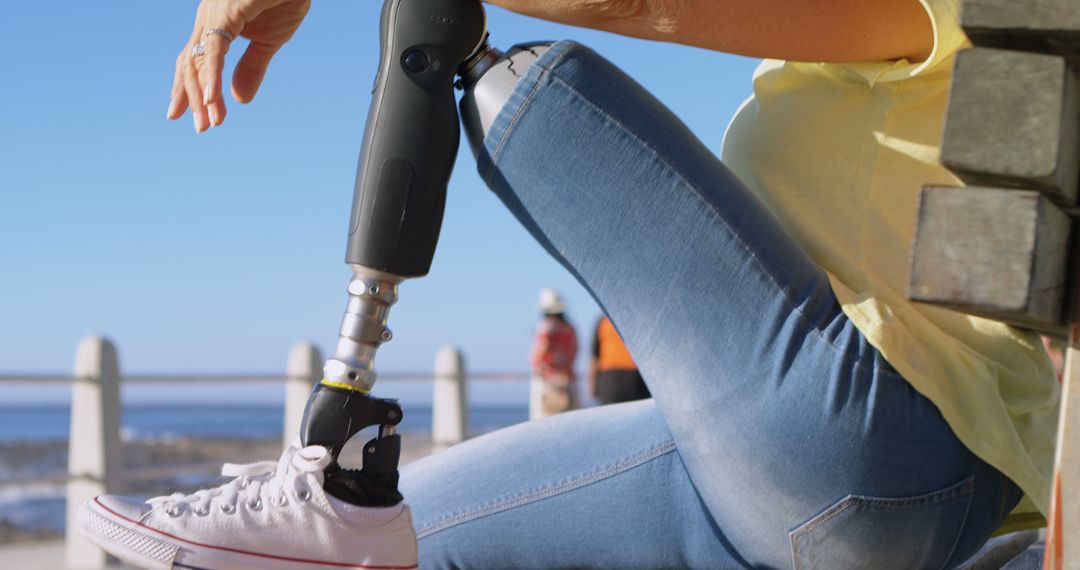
[[907, 0, 1079, 566]]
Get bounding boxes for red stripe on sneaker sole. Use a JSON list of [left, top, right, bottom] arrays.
[[93, 498, 418, 570]]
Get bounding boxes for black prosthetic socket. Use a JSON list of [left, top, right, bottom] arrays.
[[300, 384, 404, 507]]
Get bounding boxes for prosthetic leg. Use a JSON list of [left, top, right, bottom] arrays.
[[299, 0, 557, 507], [297, 0, 485, 506], [75, 6, 576, 568]]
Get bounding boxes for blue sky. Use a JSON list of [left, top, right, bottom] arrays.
[[0, 2, 759, 403]]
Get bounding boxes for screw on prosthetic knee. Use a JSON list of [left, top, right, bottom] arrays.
[[300, 383, 405, 507]]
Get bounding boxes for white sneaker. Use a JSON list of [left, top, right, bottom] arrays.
[[78, 442, 418, 570]]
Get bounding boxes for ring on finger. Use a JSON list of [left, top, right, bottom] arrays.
[[191, 42, 206, 58], [204, 28, 235, 42]]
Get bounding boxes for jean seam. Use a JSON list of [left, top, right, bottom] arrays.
[[798, 475, 974, 535], [531, 70, 876, 376], [789, 475, 975, 570], [483, 43, 581, 185], [415, 439, 678, 539], [937, 488, 973, 570]]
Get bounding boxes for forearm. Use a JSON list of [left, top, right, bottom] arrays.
[[484, 0, 933, 63]]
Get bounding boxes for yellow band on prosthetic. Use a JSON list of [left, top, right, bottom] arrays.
[[319, 378, 371, 394]]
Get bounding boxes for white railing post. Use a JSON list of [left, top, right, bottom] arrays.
[[283, 342, 322, 448], [432, 347, 467, 449], [529, 375, 546, 421], [66, 336, 122, 569]]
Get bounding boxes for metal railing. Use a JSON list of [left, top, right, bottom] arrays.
[[0, 336, 533, 569]]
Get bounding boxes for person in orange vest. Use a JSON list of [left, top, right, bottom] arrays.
[[589, 315, 650, 405]]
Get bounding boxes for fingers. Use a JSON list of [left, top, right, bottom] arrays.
[[168, 2, 240, 132], [197, 29, 233, 109], [167, 60, 189, 120], [196, 31, 231, 128], [169, 0, 311, 130], [231, 42, 277, 104], [168, 28, 200, 122], [183, 61, 209, 133], [208, 97, 227, 128]]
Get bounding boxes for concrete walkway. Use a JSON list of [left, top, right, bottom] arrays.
[[0, 539, 143, 569], [1, 540, 67, 569]]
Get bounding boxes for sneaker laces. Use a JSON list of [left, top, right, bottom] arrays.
[[148, 443, 333, 517]]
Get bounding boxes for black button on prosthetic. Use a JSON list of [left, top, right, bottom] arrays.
[[402, 49, 430, 73]]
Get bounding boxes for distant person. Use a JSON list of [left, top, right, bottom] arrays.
[[589, 315, 650, 405], [529, 288, 578, 418]]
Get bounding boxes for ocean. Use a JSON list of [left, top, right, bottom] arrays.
[[0, 403, 529, 538], [0, 403, 528, 442]]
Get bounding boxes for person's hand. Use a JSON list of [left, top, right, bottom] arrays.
[[168, 0, 311, 132]]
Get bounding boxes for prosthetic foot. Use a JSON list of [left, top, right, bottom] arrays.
[[304, 386, 406, 508]]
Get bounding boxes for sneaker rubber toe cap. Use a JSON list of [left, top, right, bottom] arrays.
[[93, 494, 151, 522]]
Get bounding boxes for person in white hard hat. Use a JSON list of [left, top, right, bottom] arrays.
[[529, 288, 579, 418]]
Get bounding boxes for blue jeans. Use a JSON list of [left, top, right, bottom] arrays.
[[400, 41, 1021, 569]]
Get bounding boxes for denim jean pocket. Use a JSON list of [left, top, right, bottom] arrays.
[[789, 476, 974, 570]]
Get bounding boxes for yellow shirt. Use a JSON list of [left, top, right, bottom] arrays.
[[721, 0, 1060, 518]]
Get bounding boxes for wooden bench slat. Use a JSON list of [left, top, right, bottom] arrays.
[[909, 185, 1070, 334], [941, 48, 1079, 207], [962, 0, 1080, 57]]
